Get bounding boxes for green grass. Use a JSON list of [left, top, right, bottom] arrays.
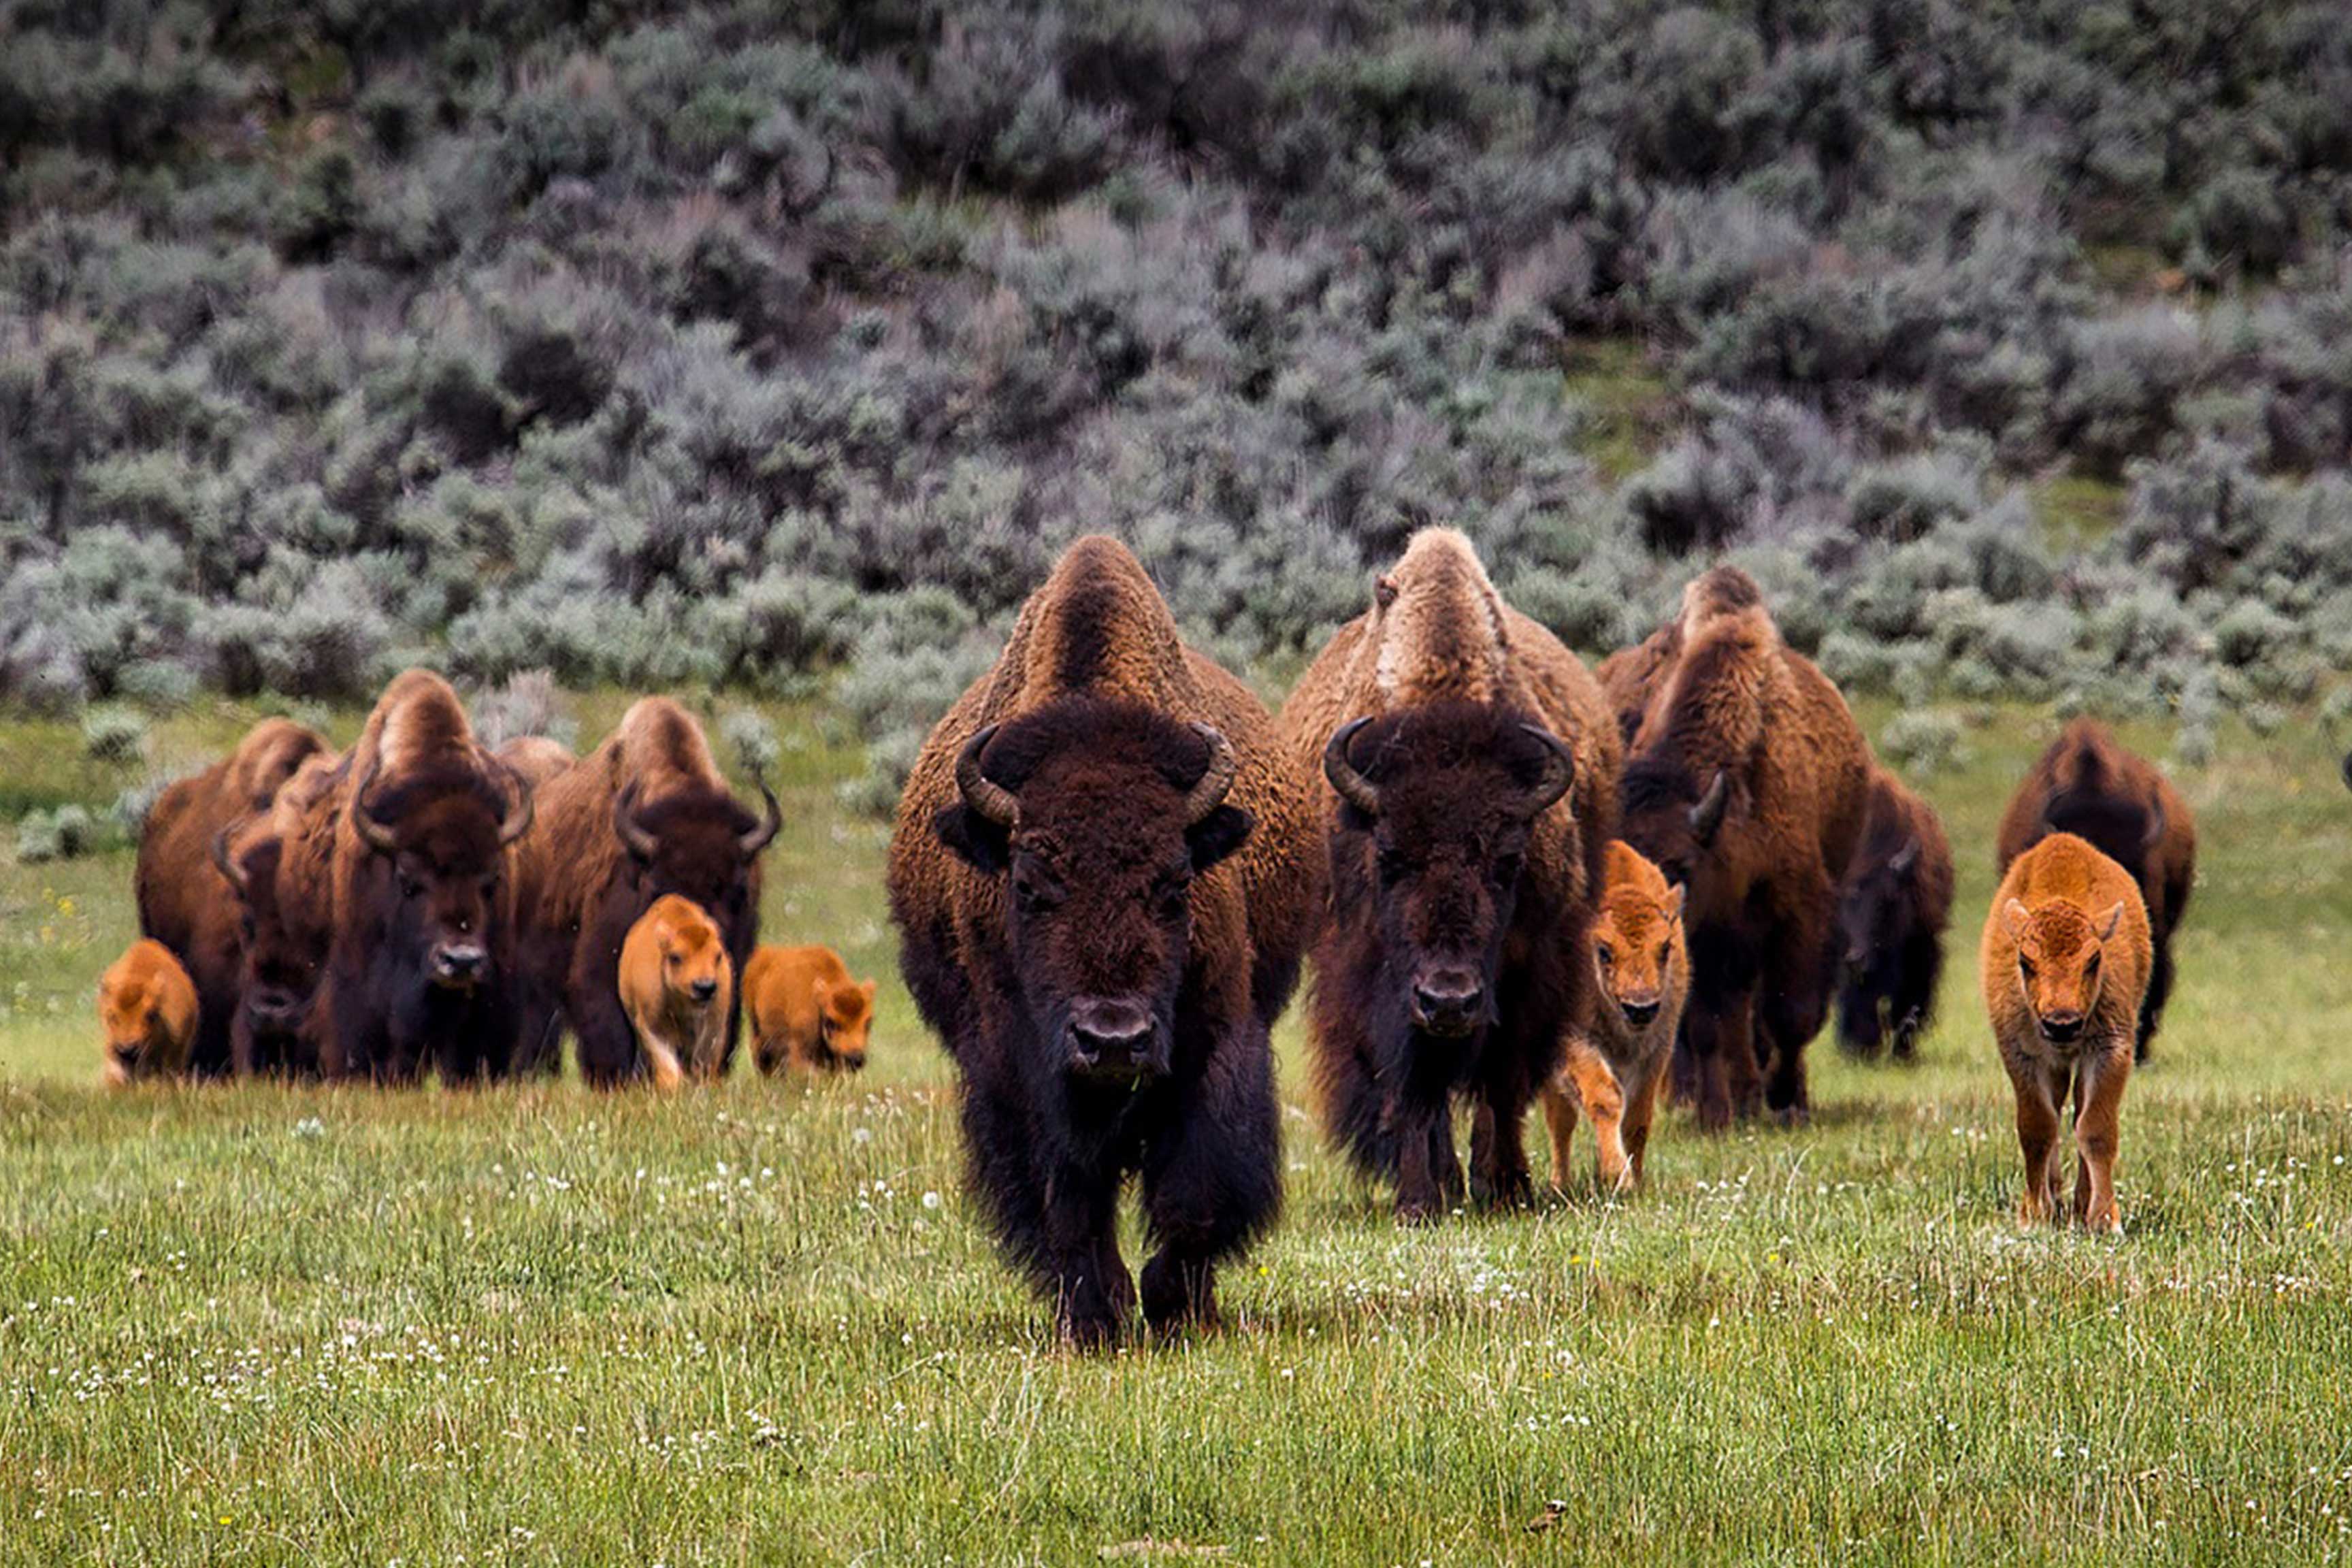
[[2031, 469, 2131, 554], [5, 693, 2352, 1565], [1563, 336, 1674, 485]]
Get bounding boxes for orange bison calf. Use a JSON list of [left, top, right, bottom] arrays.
[[1981, 833, 2152, 1234], [745, 945, 877, 1075], [1541, 843, 1687, 1193], [619, 896, 735, 1089], [97, 940, 199, 1085]]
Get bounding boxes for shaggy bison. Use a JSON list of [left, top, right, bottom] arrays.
[[136, 717, 328, 1075], [97, 939, 199, 1085], [1995, 719, 2194, 1062], [1605, 568, 1871, 1127], [216, 749, 343, 1077], [619, 894, 734, 1089], [1982, 832, 2151, 1233], [887, 536, 1315, 1345], [1835, 767, 1955, 1062], [325, 670, 535, 1084], [511, 698, 778, 1085], [1541, 841, 1687, 1194], [745, 945, 877, 1075], [1280, 529, 1620, 1220]]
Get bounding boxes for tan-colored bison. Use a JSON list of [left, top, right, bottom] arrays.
[[511, 699, 777, 1085], [136, 717, 328, 1075], [1995, 719, 2193, 1061], [97, 939, 199, 1085], [1605, 568, 1870, 1126], [887, 536, 1316, 1346], [497, 735, 577, 788], [1835, 766, 1955, 1061], [619, 894, 734, 1089], [1280, 529, 1620, 1220], [1541, 841, 1687, 1194], [745, 945, 877, 1075], [1982, 832, 2151, 1233]]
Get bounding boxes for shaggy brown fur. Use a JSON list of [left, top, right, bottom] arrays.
[[1541, 842, 1687, 1193], [1982, 832, 2152, 1233], [1279, 529, 1621, 1220], [887, 535, 1314, 1346], [510, 698, 777, 1085], [219, 749, 343, 1077], [1835, 766, 1956, 1061], [497, 735, 577, 787], [135, 717, 328, 1076], [1611, 568, 1871, 1128], [1995, 719, 2195, 1061], [618, 895, 734, 1088], [745, 945, 877, 1075], [97, 939, 199, 1085], [325, 670, 533, 1083]]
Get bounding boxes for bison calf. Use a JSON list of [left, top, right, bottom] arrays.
[[745, 945, 877, 1075], [98, 940, 199, 1085], [1835, 767, 1955, 1062], [1541, 843, 1687, 1194], [619, 895, 734, 1089], [1982, 833, 2151, 1234]]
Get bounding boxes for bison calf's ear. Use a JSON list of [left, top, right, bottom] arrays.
[[934, 804, 1012, 876], [1185, 804, 1254, 875], [2000, 898, 2030, 941], [2095, 901, 2125, 942]]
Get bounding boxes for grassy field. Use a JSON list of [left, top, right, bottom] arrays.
[[4, 691, 2351, 1565]]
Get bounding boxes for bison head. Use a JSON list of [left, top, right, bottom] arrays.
[[612, 777, 781, 936], [1999, 896, 2126, 1047], [933, 699, 1252, 1084], [813, 977, 877, 1071], [1837, 834, 1922, 981], [1594, 869, 1683, 1032], [1617, 758, 1737, 904], [216, 828, 320, 1031], [640, 895, 731, 1013], [1322, 702, 1575, 1040], [2040, 787, 2163, 879], [353, 757, 533, 990]]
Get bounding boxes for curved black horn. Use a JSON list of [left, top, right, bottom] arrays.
[[612, 784, 660, 862], [212, 819, 250, 896], [738, 774, 782, 858], [955, 725, 1019, 828], [351, 756, 399, 855], [2141, 800, 2166, 850], [1688, 768, 1733, 845], [1889, 837, 1921, 877], [1518, 724, 1575, 815], [1181, 725, 1240, 826], [1322, 718, 1379, 817], [492, 757, 535, 848]]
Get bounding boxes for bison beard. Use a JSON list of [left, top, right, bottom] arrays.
[[911, 699, 1278, 1348], [1309, 702, 1580, 1221]]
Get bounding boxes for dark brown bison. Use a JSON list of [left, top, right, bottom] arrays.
[[1279, 529, 1620, 1220], [1605, 568, 1871, 1127], [510, 698, 777, 1085], [887, 536, 1316, 1346], [135, 717, 329, 1077], [324, 670, 534, 1083], [1994, 718, 2195, 1062], [1835, 766, 1955, 1062], [216, 749, 342, 1077]]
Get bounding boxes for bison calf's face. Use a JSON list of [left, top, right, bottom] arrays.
[[1595, 878, 1683, 1031], [1323, 704, 1575, 1042], [1999, 897, 2125, 1046], [815, 979, 877, 1071], [935, 702, 1251, 1085]]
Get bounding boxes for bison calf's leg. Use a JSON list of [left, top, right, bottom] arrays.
[[1556, 1041, 1631, 1193], [1540, 1081, 1580, 1192], [2006, 1056, 2063, 1225], [1622, 1065, 1666, 1186], [2072, 1054, 2129, 1234]]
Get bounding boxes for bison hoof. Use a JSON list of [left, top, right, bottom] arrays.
[[1394, 1195, 1444, 1226], [1140, 1256, 1218, 1335]]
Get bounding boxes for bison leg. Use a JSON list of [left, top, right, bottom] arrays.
[[2005, 1053, 2063, 1225], [2071, 1051, 2129, 1233], [1540, 1077, 1580, 1192], [1389, 1094, 1454, 1224], [1680, 987, 1757, 1132], [1468, 1088, 1535, 1209], [1139, 1032, 1278, 1336], [1758, 906, 1836, 1123], [1622, 1061, 1666, 1187], [2136, 936, 2174, 1063], [1556, 1039, 1631, 1193], [568, 963, 644, 1089], [1044, 1180, 1133, 1350]]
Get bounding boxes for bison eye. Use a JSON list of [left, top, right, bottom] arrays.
[[1375, 849, 1408, 885], [1657, 942, 1671, 966], [1595, 942, 1614, 966], [2084, 951, 2101, 975], [398, 874, 423, 900], [2018, 956, 2036, 980], [1153, 877, 1190, 920], [1012, 875, 1061, 914], [1490, 852, 1524, 887]]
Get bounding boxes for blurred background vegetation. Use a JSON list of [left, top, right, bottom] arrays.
[[6, 0, 2352, 814]]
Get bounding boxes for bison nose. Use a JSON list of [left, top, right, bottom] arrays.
[[432, 944, 487, 985], [1411, 969, 1485, 1036], [1618, 996, 1661, 1028], [689, 977, 719, 1004], [248, 985, 299, 1024], [2038, 1011, 2085, 1044], [1066, 998, 1156, 1077], [841, 1051, 868, 1071]]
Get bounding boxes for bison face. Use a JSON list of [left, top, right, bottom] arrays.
[[1618, 760, 1737, 908], [934, 700, 1251, 1085], [220, 835, 320, 1028], [650, 899, 730, 1013], [1999, 897, 2126, 1047], [1837, 837, 1921, 981], [1595, 881, 1683, 1031], [354, 764, 532, 991], [2040, 788, 2163, 884], [1323, 704, 1575, 1041], [613, 783, 783, 936], [815, 978, 877, 1071]]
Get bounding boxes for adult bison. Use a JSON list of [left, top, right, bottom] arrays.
[[324, 670, 534, 1084], [887, 536, 1315, 1346], [1995, 719, 2195, 1061], [510, 699, 777, 1085], [136, 717, 329, 1076], [1605, 568, 1870, 1127], [1279, 529, 1620, 1220], [216, 749, 342, 1077], [1835, 766, 1955, 1062]]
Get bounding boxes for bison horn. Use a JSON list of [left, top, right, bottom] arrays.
[[212, 820, 250, 896], [739, 774, 783, 858], [1889, 837, 1921, 877], [613, 785, 661, 862], [1518, 725, 1575, 815], [955, 725, 1020, 828], [1183, 724, 1240, 826], [493, 757, 535, 848], [2141, 801, 2165, 850], [1688, 768, 1733, 845], [1323, 718, 1380, 817], [351, 756, 400, 855]]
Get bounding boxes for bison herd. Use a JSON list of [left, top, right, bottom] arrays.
[[102, 532, 2255, 1342]]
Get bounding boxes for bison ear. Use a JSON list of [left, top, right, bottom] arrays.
[[1664, 883, 1685, 923], [811, 978, 834, 1011], [861, 979, 877, 1002], [934, 804, 1011, 877], [2094, 901, 2125, 943], [1186, 804, 1254, 874], [1999, 898, 2030, 941]]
